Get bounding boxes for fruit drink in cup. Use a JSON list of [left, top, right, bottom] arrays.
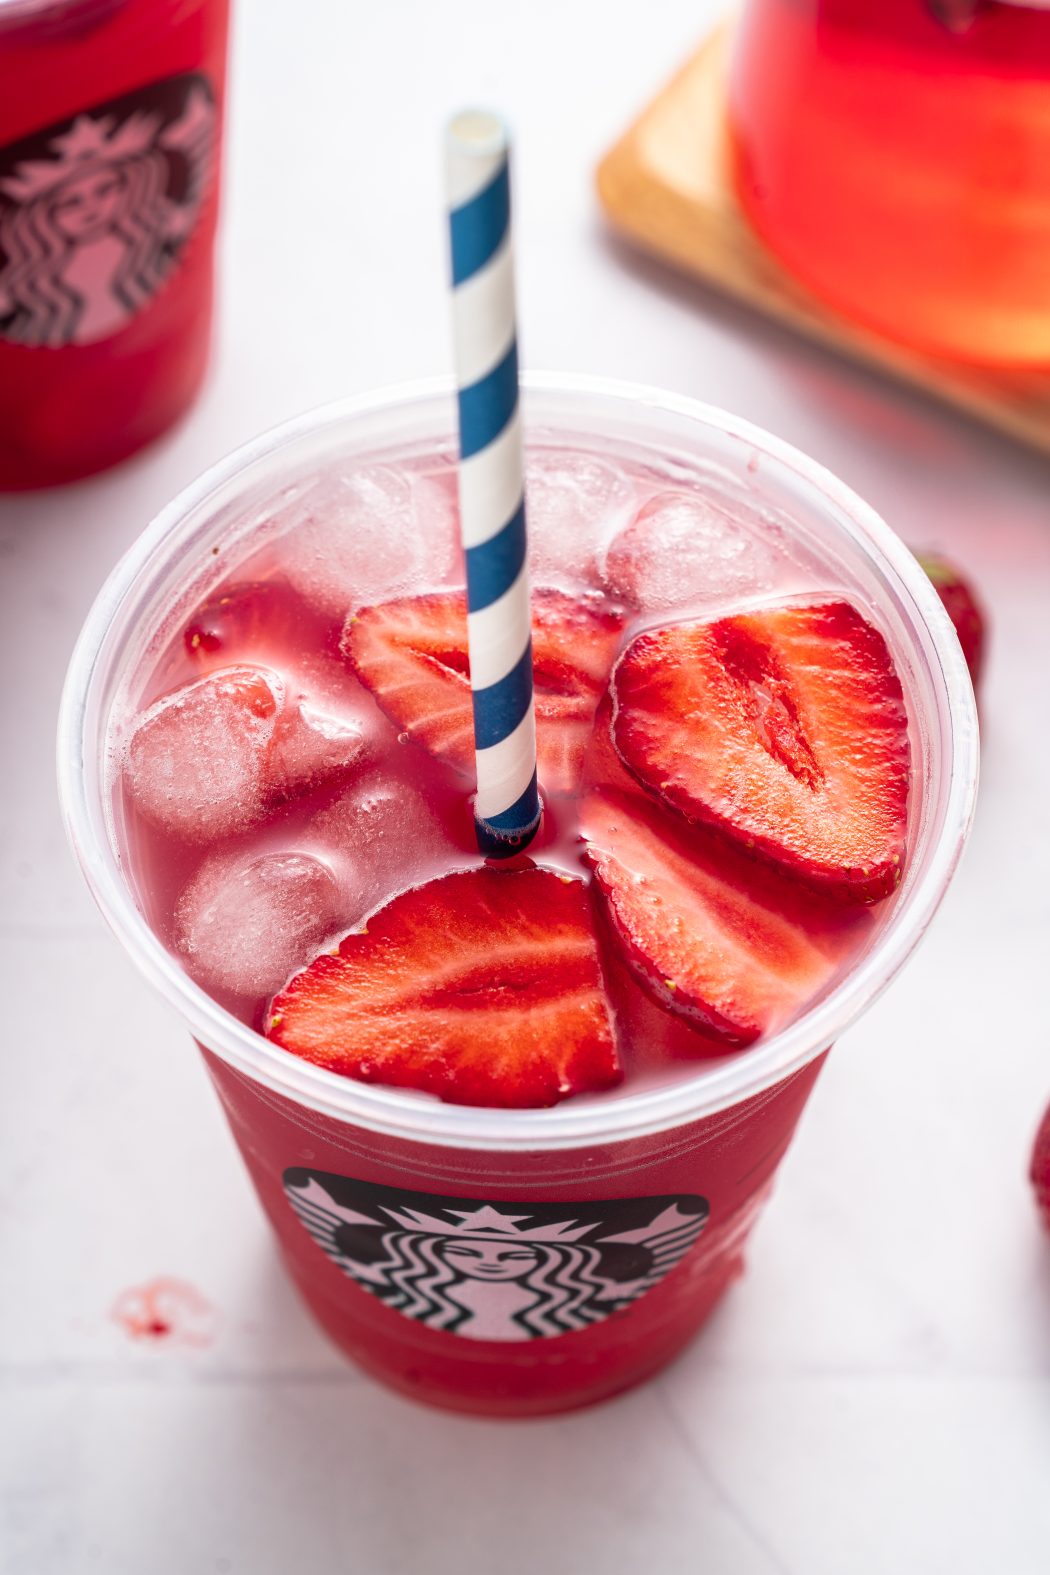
[[0, 0, 230, 489], [60, 378, 977, 1415]]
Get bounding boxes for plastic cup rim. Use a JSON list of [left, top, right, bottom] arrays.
[[57, 371, 979, 1152]]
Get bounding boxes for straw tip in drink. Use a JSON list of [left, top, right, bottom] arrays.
[[446, 109, 509, 159], [475, 808, 542, 861]]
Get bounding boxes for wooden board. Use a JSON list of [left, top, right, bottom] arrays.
[[597, 27, 1050, 456]]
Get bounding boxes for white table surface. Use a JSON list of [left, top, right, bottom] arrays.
[[4, 2, 1050, 1571]]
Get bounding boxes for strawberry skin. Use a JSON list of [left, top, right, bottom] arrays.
[[1031, 1104, 1050, 1234], [343, 588, 624, 796], [915, 551, 986, 689], [267, 866, 621, 1108], [612, 601, 910, 903]]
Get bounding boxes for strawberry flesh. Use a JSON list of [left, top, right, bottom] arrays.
[[343, 587, 624, 796], [267, 866, 621, 1108], [342, 592, 476, 777], [581, 698, 866, 1046], [612, 601, 910, 902]]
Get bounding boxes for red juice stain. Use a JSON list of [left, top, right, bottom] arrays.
[[111, 1277, 216, 1348]]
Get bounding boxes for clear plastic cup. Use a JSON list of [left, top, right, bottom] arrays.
[[58, 376, 979, 1416]]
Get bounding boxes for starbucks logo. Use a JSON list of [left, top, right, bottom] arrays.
[[284, 1169, 709, 1342], [0, 72, 216, 348]]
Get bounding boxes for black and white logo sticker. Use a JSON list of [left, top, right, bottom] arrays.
[[284, 1169, 709, 1342], [0, 73, 215, 347]]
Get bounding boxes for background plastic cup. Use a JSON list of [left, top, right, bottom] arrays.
[[58, 376, 978, 1416], [0, 0, 230, 489], [728, 0, 1050, 367]]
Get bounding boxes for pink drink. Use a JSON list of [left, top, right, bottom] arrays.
[[121, 446, 880, 1049], [63, 382, 976, 1414]]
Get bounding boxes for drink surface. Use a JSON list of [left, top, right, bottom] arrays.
[[114, 435, 913, 1109], [729, 0, 1050, 366]]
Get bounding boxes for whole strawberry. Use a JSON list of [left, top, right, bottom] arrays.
[[1031, 1103, 1050, 1234], [915, 551, 987, 690]]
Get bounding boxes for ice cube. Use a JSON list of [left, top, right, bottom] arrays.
[[175, 850, 342, 997], [306, 768, 454, 928], [124, 666, 283, 843], [280, 463, 460, 621], [267, 700, 365, 798], [601, 490, 786, 612], [266, 656, 372, 801], [525, 450, 637, 584]]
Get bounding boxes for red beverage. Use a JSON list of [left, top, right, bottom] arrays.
[[0, 0, 230, 488], [61, 382, 977, 1414], [729, 0, 1050, 366]]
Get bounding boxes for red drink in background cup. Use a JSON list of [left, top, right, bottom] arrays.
[[59, 378, 977, 1415], [0, 0, 230, 489], [729, 0, 1050, 366]]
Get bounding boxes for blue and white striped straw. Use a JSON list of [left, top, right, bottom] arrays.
[[445, 110, 541, 859]]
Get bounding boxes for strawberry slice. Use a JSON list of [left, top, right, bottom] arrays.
[[183, 578, 303, 667], [581, 722, 865, 1047], [533, 589, 627, 794], [612, 601, 910, 902], [342, 588, 624, 796], [342, 593, 475, 776], [915, 550, 986, 690], [267, 866, 621, 1108]]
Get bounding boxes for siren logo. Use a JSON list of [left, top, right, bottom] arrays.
[[284, 1170, 709, 1342], [0, 74, 216, 348]]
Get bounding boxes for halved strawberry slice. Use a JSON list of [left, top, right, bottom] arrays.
[[342, 592, 475, 774], [534, 589, 627, 794], [612, 601, 910, 902], [582, 782, 862, 1048], [267, 866, 621, 1108], [342, 588, 624, 796]]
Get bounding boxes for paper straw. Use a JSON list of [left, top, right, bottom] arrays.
[[445, 110, 541, 859]]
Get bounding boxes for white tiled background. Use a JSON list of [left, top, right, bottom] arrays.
[[3, 3, 1050, 1571]]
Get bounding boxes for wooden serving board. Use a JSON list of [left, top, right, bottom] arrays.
[[597, 27, 1050, 456]]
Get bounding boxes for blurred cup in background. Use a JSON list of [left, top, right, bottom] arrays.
[[0, 0, 230, 490], [728, 0, 1050, 367]]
